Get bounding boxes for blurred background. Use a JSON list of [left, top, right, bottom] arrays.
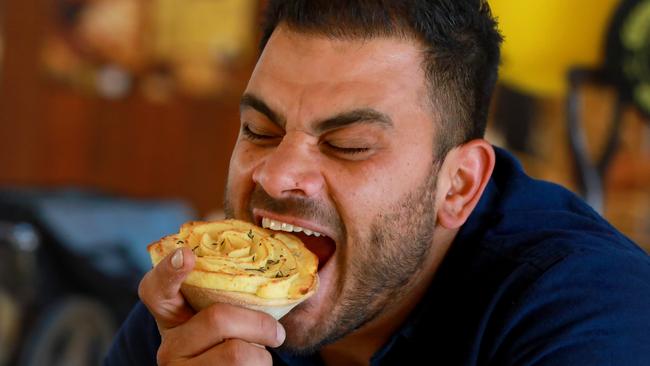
[[0, 0, 648, 364]]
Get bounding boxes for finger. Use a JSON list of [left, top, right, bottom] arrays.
[[191, 339, 273, 366], [138, 247, 196, 330], [162, 302, 285, 358]]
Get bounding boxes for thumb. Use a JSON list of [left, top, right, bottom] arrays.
[[138, 247, 196, 330]]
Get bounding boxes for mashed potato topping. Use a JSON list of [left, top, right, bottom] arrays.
[[149, 219, 318, 300]]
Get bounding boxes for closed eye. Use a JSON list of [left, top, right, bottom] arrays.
[[242, 123, 279, 141], [323, 142, 371, 155]]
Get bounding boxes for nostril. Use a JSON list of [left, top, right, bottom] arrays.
[[296, 169, 325, 194], [255, 163, 324, 199], [252, 162, 293, 199]]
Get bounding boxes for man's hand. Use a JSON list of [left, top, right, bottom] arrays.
[[138, 248, 285, 365]]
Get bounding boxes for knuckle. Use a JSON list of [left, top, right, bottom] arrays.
[[137, 275, 151, 303], [156, 339, 172, 365], [221, 340, 272, 365], [259, 348, 273, 365], [137, 282, 146, 299], [221, 339, 247, 364], [206, 304, 232, 333]]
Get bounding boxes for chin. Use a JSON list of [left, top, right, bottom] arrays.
[[279, 298, 332, 353]]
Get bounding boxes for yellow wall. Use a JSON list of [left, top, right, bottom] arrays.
[[490, 0, 620, 96]]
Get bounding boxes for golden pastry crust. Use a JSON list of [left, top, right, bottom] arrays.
[[148, 219, 319, 319]]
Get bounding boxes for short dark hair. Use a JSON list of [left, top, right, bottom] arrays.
[[259, 0, 502, 159]]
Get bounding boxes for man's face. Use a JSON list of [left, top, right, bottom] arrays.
[[225, 26, 441, 351]]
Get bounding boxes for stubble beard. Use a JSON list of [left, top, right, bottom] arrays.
[[223, 167, 438, 355]]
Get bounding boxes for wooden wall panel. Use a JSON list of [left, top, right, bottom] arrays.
[[0, 0, 249, 215], [0, 0, 46, 184], [40, 89, 94, 185]]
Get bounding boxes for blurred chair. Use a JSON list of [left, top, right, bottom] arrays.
[[489, 0, 620, 166], [0, 188, 195, 366], [567, 0, 650, 212], [491, 0, 650, 215]]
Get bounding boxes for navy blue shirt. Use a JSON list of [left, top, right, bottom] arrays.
[[105, 148, 650, 365]]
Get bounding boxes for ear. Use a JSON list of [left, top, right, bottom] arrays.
[[436, 140, 495, 229]]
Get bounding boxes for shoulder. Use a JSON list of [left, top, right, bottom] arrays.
[[485, 239, 650, 365], [468, 177, 650, 365], [436, 148, 650, 364], [470, 147, 647, 291], [104, 301, 160, 366], [432, 227, 650, 365]]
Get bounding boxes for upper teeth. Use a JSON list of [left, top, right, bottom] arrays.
[[262, 217, 323, 237]]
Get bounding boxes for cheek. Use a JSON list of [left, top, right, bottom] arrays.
[[226, 144, 260, 216], [328, 151, 432, 230], [324, 163, 394, 243]]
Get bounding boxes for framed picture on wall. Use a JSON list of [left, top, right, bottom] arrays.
[[42, 0, 259, 101]]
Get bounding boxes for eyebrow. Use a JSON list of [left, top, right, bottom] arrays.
[[314, 109, 393, 133], [240, 92, 393, 132], [240, 93, 286, 127]]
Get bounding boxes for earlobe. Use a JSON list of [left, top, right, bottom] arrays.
[[437, 140, 495, 229]]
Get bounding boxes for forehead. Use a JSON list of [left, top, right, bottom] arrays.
[[245, 26, 431, 126]]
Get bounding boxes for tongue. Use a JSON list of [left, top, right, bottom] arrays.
[[292, 232, 336, 270]]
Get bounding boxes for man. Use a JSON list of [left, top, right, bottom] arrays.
[[106, 1, 650, 365]]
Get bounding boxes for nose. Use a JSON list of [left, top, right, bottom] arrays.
[[252, 134, 325, 199]]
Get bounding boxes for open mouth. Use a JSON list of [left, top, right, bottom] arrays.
[[259, 216, 336, 270]]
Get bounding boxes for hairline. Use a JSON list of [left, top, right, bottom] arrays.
[[260, 23, 456, 162]]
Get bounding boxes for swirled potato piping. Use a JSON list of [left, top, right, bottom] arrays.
[[169, 221, 314, 299], [186, 268, 300, 299], [148, 219, 319, 308]]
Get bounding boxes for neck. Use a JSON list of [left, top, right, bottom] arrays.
[[320, 227, 457, 365]]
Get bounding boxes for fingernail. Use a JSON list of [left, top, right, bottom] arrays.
[[171, 249, 183, 269], [276, 323, 286, 344]]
